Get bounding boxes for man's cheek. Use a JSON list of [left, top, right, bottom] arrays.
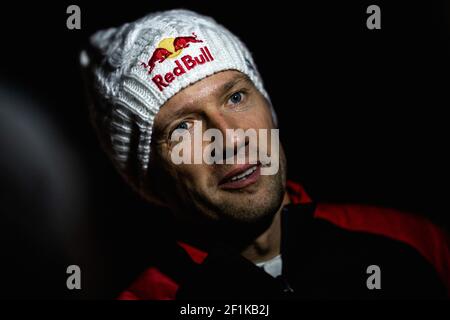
[[247, 109, 273, 130], [174, 164, 206, 185]]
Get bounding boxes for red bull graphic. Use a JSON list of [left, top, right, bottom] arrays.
[[173, 33, 203, 51], [140, 33, 214, 92], [141, 48, 173, 74]]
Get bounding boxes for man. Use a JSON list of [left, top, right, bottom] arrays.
[[82, 9, 449, 299]]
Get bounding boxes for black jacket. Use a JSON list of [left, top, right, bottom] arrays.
[[176, 203, 447, 299]]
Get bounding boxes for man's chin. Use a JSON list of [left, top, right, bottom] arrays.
[[177, 178, 285, 249], [214, 182, 284, 224]]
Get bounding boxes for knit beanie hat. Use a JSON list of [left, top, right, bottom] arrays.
[[81, 9, 276, 189]]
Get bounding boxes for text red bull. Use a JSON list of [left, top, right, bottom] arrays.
[[151, 46, 214, 91]]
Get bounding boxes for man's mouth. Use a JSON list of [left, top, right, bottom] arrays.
[[218, 163, 261, 190]]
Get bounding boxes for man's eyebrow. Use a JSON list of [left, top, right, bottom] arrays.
[[218, 74, 253, 96], [152, 107, 189, 137], [161, 107, 191, 126]]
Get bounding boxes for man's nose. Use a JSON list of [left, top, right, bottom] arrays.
[[204, 108, 248, 159]]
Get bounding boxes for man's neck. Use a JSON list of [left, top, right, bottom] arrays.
[[240, 192, 290, 263]]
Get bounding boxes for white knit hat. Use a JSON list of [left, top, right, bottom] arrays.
[[81, 9, 275, 187]]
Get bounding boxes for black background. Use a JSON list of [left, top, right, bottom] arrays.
[[0, 0, 448, 299]]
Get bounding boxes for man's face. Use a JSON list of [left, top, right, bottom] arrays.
[[151, 70, 286, 227]]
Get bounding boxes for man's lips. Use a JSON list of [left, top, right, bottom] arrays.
[[218, 163, 261, 190]]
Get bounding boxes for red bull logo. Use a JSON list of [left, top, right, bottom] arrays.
[[140, 33, 214, 92]]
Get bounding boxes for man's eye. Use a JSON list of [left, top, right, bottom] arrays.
[[229, 92, 244, 104], [175, 121, 191, 130]]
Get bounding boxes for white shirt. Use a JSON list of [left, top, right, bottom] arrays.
[[255, 254, 282, 278]]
